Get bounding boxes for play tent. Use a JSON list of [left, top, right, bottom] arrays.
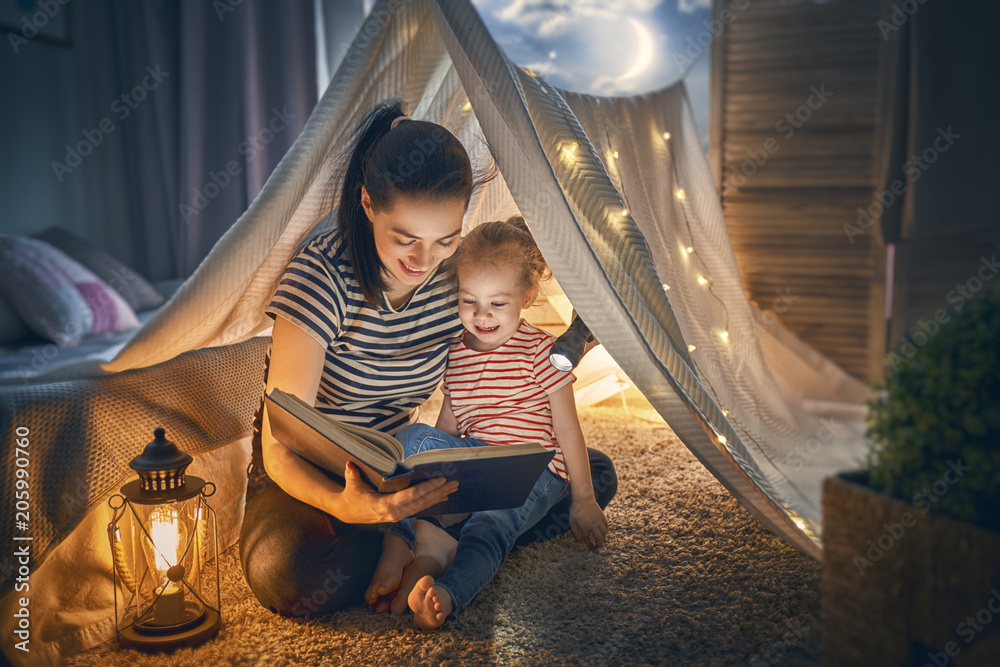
[[106, 0, 872, 559]]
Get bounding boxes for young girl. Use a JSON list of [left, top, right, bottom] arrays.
[[366, 216, 611, 628]]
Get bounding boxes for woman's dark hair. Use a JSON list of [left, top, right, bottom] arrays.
[[337, 99, 488, 307]]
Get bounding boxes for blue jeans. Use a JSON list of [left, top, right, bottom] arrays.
[[392, 423, 571, 616]]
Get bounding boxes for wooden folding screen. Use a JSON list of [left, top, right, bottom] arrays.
[[709, 0, 887, 382]]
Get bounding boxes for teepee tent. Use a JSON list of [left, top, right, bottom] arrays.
[[104, 0, 872, 559]]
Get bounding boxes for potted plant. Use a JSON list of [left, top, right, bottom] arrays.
[[821, 286, 1000, 666]]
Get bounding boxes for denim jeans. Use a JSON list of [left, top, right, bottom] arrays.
[[392, 423, 574, 616]]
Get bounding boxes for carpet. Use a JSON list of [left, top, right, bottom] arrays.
[[66, 407, 822, 666]]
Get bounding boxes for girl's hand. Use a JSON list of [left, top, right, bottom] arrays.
[[334, 461, 459, 524], [570, 497, 609, 549]]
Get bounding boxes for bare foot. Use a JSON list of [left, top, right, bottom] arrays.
[[388, 519, 458, 615], [364, 533, 413, 613], [408, 575, 453, 629]]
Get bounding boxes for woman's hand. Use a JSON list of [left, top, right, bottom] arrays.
[[331, 461, 459, 524], [570, 497, 609, 549]]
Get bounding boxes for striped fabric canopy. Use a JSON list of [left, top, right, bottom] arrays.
[[106, 0, 873, 558]]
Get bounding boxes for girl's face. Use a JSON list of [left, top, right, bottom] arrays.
[[362, 188, 465, 295], [457, 263, 532, 352]]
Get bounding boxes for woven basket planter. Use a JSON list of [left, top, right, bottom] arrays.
[[822, 472, 1000, 666]]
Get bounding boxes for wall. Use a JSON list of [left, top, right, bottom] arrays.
[[0, 23, 90, 241]]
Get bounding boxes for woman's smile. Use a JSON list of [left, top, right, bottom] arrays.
[[399, 259, 427, 278]]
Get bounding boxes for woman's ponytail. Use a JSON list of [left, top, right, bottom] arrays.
[[337, 100, 406, 306]]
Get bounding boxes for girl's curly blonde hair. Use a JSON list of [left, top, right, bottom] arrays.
[[450, 215, 551, 302]]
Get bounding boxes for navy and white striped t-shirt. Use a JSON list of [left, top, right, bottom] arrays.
[[266, 231, 463, 435]]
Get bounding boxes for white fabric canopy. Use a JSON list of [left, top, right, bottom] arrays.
[[105, 0, 873, 558]]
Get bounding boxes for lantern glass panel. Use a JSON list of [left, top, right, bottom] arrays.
[[113, 495, 217, 633]]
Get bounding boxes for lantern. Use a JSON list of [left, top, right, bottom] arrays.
[[107, 428, 221, 651]]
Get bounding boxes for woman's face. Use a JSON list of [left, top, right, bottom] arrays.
[[362, 188, 465, 292]]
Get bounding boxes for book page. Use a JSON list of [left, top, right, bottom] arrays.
[[404, 442, 549, 466], [266, 389, 403, 475]]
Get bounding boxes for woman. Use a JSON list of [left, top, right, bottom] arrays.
[[239, 100, 618, 617]]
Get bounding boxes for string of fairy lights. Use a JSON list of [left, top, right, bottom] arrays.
[[582, 112, 816, 537]]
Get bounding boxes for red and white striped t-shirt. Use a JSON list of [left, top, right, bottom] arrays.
[[443, 320, 575, 481]]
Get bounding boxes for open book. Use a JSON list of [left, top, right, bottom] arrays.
[[264, 388, 556, 517]]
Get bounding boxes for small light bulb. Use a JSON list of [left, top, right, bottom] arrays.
[[720, 330, 729, 342], [613, 150, 619, 158], [675, 189, 686, 201], [688, 344, 696, 352], [621, 208, 629, 217], [697, 276, 708, 285], [718, 434, 727, 445], [722, 409, 729, 416], [462, 101, 472, 111], [662, 283, 670, 291], [685, 246, 693, 254], [663, 131, 671, 140], [570, 143, 578, 152]]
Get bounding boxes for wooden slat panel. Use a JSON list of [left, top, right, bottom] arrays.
[[712, 0, 886, 382]]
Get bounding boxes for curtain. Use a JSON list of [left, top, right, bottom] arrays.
[[877, 0, 1000, 243], [70, 0, 317, 280]]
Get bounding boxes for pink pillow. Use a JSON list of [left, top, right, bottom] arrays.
[[0, 235, 92, 346], [19, 237, 141, 335]]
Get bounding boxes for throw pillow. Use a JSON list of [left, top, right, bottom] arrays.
[[0, 293, 32, 345], [34, 227, 164, 311], [0, 235, 93, 347], [20, 237, 140, 335]]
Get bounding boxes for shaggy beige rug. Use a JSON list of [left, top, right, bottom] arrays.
[[67, 407, 822, 666]]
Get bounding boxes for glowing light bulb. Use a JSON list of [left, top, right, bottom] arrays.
[[722, 409, 729, 416], [662, 283, 670, 291], [718, 434, 727, 445], [720, 330, 729, 342], [685, 246, 693, 254], [688, 344, 696, 352], [613, 150, 619, 158], [144, 505, 188, 626], [570, 143, 578, 152], [697, 276, 709, 286], [145, 505, 186, 584], [621, 208, 629, 217], [663, 131, 671, 140], [794, 518, 807, 531], [462, 101, 472, 111], [675, 189, 686, 201]]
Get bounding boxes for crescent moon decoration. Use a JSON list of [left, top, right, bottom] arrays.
[[620, 16, 655, 81]]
